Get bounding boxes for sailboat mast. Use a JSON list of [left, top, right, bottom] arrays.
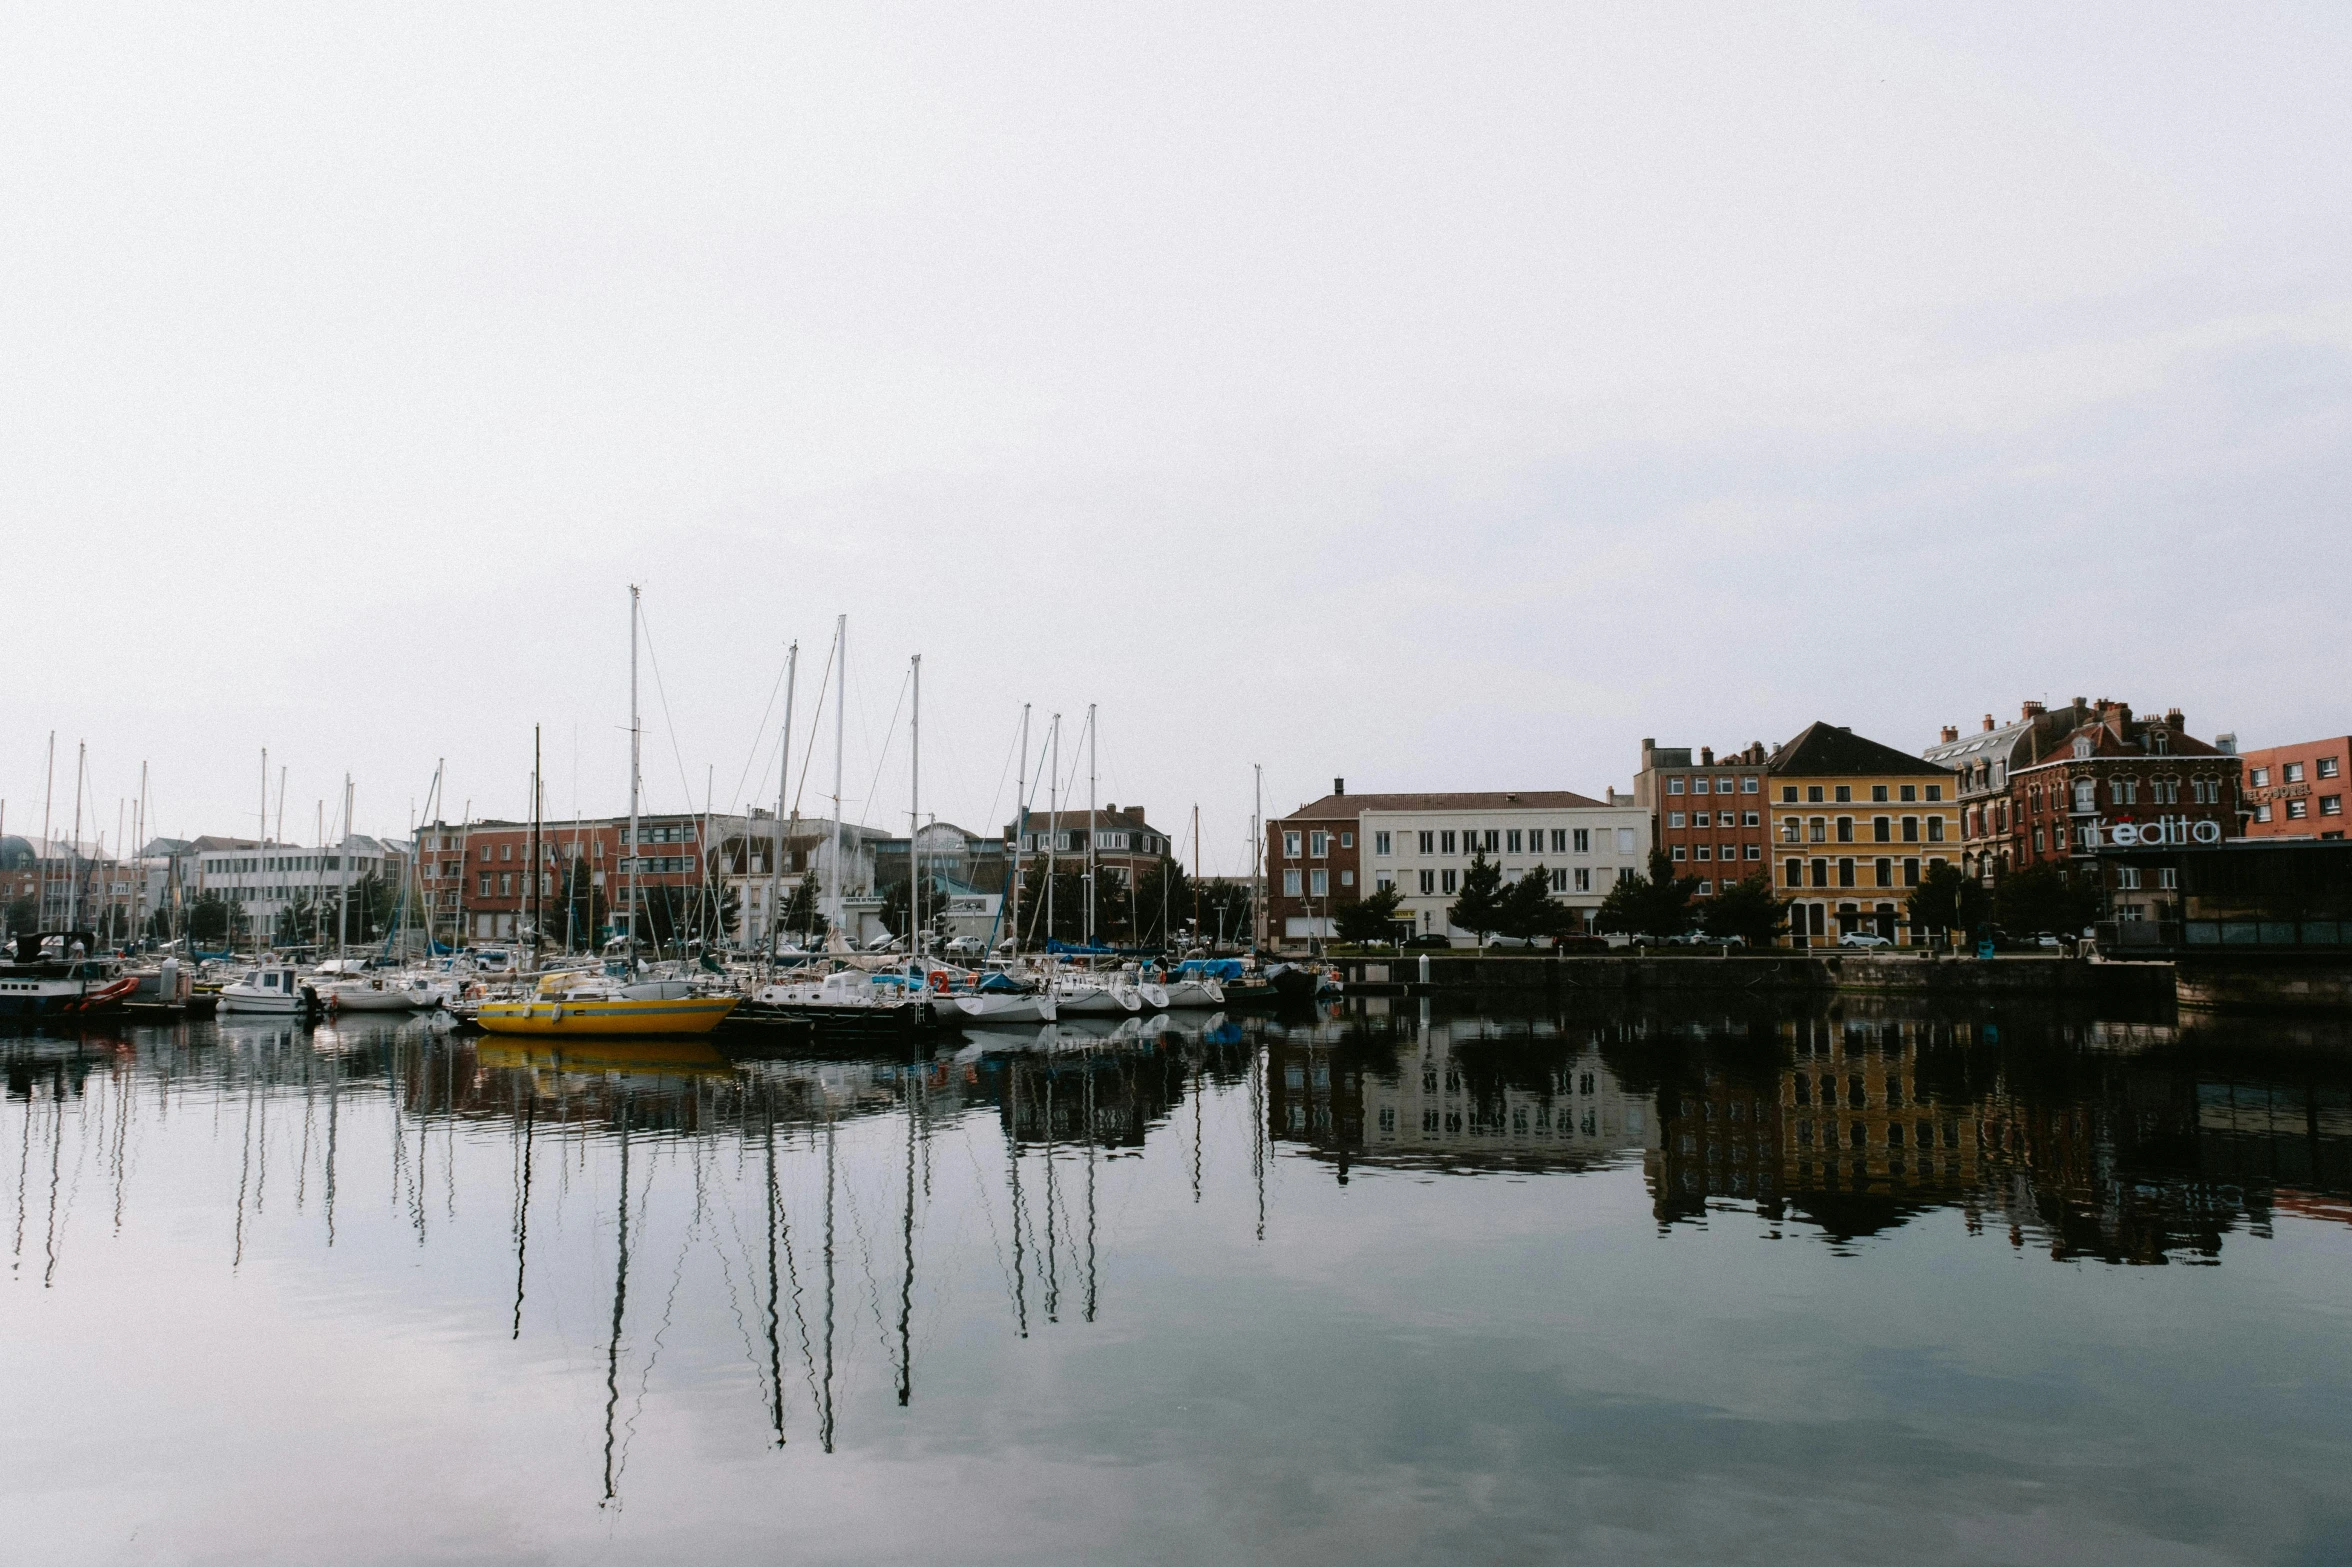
[[1192, 803, 1202, 950], [628, 586, 641, 964], [339, 775, 352, 959], [830, 614, 846, 938], [909, 653, 921, 964], [1253, 763, 1264, 954], [772, 641, 796, 968], [1046, 713, 1060, 949], [529, 725, 542, 973], [1011, 703, 1029, 957], [1085, 705, 1097, 951]]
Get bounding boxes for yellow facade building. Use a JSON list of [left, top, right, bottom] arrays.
[[1769, 722, 1962, 947]]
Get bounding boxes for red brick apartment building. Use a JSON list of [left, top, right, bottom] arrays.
[[2003, 702, 2242, 871], [416, 814, 717, 942], [2235, 736, 2350, 839], [1634, 741, 1773, 897]]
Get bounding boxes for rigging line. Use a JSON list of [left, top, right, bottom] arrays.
[[791, 635, 839, 821], [632, 604, 700, 820], [980, 710, 1022, 851], [726, 645, 799, 824], [853, 667, 912, 830]]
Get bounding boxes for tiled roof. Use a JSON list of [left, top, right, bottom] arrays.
[[1281, 790, 1603, 819], [1773, 722, 1953, 779]]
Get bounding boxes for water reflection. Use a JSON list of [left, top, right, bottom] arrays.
[[4, 999, 2351, 1553]]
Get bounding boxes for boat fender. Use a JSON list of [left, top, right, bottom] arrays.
[[552, 1004, 563, 1023]]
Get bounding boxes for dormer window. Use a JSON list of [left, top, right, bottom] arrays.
[[2151, 731, 2169, 755], [2072, 737, 2093, 759]]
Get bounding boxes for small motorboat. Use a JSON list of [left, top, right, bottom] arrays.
[[0, 931, 140, 1020], [217, 963, 319, 1016]]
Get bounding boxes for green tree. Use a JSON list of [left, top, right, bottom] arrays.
[[1448, 851, 1509, 945], [1494, 866, 1570, 944], [1702, 873, 1788, 946], [1593, 850, 1699, 940], [1333, 882, 1407, 945], [557, 858, 608, 950], [1993, 863, 2098, 937], [1906, 862, 1989, 945], [779, 877, 830, 945], [1134, 856, 1196, 947], [4, 894, 36, 935], [189, 893, 245, 947], [1198, 880, 1254, 951]]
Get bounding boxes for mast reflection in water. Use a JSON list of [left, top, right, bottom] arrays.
[[4, 1000, 2350, 1564]]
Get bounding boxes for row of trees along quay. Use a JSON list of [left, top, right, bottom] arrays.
[[1328, 849, 2106, 950], [874, 859, 1254, 950]]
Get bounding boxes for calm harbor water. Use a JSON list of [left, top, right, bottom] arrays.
[[5, 1000, 2350, 1565]]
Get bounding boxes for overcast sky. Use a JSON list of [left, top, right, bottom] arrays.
[[4, 4, 2347, 873]]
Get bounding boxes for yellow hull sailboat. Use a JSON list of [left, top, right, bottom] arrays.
[[475, 974, 739, 1039]]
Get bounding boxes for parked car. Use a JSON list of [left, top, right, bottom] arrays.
[[1837, 931, 1894, 950], [1402, 933, 1452, 950], [2033, 933, 2064, 951], [1555, 935, 1612, 954]]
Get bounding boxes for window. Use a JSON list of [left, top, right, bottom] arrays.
[[1419, 870, 1435, 894], [1903, 858, 1920, 887], [1875, 859, 1892, 888], [1574, 868, 1591, 892], [1507, 829, 1523, 853], [2152, 778, 2179, 804], [1807, 786, 1824, 804], [1309, 831, 1328, 856], [1743, 778, 1759, 794], [2158, 866, 2179, 889], [1668, 812, 1686, 829], [1418, 831, 1435, 854], [1836, 818, 1854, 843], [2118, 866, 2141, 890], [2255, 803, 2273, 823], [1573, 829, 1590, 853], [1340, 831, 1353, 849], [1900, 785, 1917, 803], [1693, 812, 1711, 827], [1781, 786, 1798, 803], [2324, 796, 2343, 817], [1838, 859, 1856, 887], [1441, 831, 1456, 854], [1441, 869, 1458, 894], [2073, 781, 2096, 812], [1872, 817, 1891, 843], [1551, 829, 1567, 852], [1339, 870, 1354, 887], [1284, 831, 1301, 857], [1374, 871, 1394, 892], [1927, 817, 1945, 842], [1374, 832, 1391, 856], [1746, 845, 1761, 860], [1697, 880, 1713, 896], [2321, 758, 2340, 779], [1743, 812, 1760, 827], [2251, 767, 2271, 786], [2034, 830, 2046, 852], [2285, 762, 2306, 783], [1834, 786, 1852, 803], [1483, 830, 1499, 852], [1310, 869, 1328, 896], [1617, 867, 1637, 885], [2111, 778, 2138, 806], [1671, 845, 1686, 861], [2287, 799, 2309, 820], [1782, 818, 1800, 844], [1668, 778, 1685, 795], [481, 844, 493, 861], [478, 874, 491, 897], [2054, 825, 2069, 849], [1811, 858, 1830, 888], [1785, 858, 1803, 886], [1872, 785, 1889, 803], [1282, 870, 1302, 896], [1550, 867, 1570, 892]]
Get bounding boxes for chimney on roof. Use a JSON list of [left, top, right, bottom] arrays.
[[2023, 700, 2045, 719], [1982, 714, 1996, 732], [2165, 706, 2183, 729], [1333, 778, 1344, 796], [1700, 747, 1714, 766], [1940, 725, 1959, 744], [2216, 733, 2237, 755]]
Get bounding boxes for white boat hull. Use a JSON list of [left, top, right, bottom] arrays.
[[1053, 985, 1141, 1016], [1163, 978, 1225, 1007], [952, 993, 1058, 1024]]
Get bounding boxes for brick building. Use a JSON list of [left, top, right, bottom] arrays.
[[1634, 740, 1773, 899], [2003, 702, 2241, 873], [1921, 699, 2093, 884], [2235, 735, 2349, 839]]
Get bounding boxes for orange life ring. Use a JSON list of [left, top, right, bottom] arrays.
[[927, 970, 950, 994]]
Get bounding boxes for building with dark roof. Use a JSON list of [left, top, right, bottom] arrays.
[[1767, 723, 1960, 948], [1922, 700, 2094, 884]]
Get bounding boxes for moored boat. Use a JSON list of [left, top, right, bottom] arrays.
[[474, 971, 738, 1038]]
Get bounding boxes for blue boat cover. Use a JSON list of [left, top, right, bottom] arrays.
[[1175, 958, 1245, 981]]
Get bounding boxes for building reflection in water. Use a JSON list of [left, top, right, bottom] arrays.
[[6, 1000, 2352, 1506]]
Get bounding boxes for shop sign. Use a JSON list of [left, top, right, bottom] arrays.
[[2085, 815, 2223, 848]]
